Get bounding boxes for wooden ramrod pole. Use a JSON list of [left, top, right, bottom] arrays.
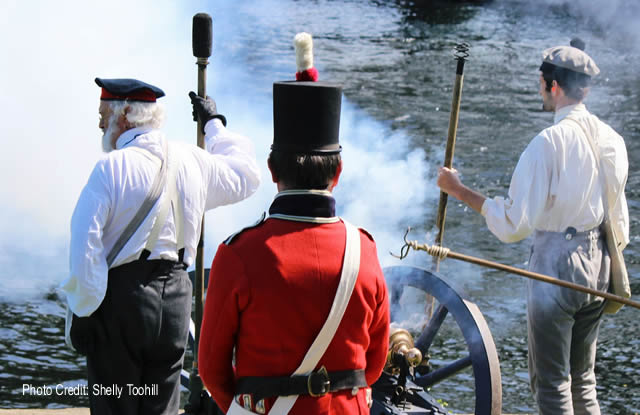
[[194, 50, 207, 364], [424, 44, 469, 318], [434, 45, 469, 270], [185, 13, 212, 414], [413, 242, 640, 311]]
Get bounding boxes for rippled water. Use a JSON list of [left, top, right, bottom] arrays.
[[2, 0, 639, 413]]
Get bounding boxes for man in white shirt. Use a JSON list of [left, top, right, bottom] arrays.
[[436, 43, 628, 414], [59, 78, 260, 415]]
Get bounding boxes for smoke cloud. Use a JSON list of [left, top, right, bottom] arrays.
[[0, 1, 200, 299], [0, 0, 437, 300]]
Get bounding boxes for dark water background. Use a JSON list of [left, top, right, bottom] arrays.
[[2, 0, 639, 413]]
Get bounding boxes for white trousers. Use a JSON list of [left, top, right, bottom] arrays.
[[527, 228, 609, 415]]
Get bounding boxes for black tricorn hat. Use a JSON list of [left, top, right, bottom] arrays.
[[272, 81, 342, 154]]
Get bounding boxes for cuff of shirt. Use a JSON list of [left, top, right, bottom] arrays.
[[204, 118, 225, 137], [480, 199, 489, 217]]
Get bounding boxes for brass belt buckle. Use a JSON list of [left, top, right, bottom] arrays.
[[307, 366, 330, 397]]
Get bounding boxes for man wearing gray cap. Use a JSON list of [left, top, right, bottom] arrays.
[[436, 42, 629, 414]]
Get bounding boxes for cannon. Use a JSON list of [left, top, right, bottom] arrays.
[[371, 266, 501, 415], [183, 265, 502, 415]]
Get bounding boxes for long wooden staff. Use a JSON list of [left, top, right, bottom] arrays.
[[192, 11, 210, 364], [421, 44, 469, 318], [185, 12, 212, 413], [433, 43, 469, 270], [403, 237, 640, 310]]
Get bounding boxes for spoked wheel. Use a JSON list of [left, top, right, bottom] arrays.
[[383, 265, 502, 415]]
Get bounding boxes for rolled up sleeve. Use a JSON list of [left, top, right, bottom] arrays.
[[202, 119, 261, 209], [482, 135, 551, 243]]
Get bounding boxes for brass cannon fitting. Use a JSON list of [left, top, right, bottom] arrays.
[[384, 328, 423, 375]]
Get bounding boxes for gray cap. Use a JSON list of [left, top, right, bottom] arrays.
[[542, 46, 600, 77]]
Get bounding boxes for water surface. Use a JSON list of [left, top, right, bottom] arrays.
[[2, 0, 639, 413]]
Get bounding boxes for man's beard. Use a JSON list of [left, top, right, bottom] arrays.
[[101, 118, 120, 153], [102, 130, 113, 153]]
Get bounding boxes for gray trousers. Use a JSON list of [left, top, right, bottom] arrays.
[[527, 228, 610, 415], [86, 258, 192, 415]]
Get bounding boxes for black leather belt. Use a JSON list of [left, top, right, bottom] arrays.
[[235, 367, 367, 401]]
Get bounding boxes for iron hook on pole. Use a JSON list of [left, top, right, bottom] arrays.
[[390, 227, 414, 260]]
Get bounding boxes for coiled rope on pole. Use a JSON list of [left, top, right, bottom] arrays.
[[407, 240, 451, 260]]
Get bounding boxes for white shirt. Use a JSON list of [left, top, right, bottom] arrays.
[[60, 119, 261, 317], [481, 103, 629, 247]]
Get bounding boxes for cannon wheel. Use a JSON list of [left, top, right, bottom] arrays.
[[384, 265, 502, 415]]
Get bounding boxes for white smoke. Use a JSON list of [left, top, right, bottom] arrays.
[[0, 1, 200, 299], [0, 0, 437, 300]]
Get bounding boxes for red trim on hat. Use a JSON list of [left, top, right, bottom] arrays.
[[100, 88, 157, 102], [295, 67, 319, 82]]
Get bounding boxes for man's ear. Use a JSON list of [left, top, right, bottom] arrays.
[[267, 157, 278, 183], [329, 160, 343, 191], [120, 105, 132, 129]]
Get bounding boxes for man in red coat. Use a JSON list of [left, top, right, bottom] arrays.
[[199, 78, 390, 414]]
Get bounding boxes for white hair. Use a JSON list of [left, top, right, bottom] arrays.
[[101, 100, 165, 152], [106, 100, 165, 129]]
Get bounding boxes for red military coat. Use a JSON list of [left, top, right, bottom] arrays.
[[199, 190, 390, 414]]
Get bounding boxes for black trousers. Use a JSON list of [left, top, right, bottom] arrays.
[[81, 258, 191, 415]]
